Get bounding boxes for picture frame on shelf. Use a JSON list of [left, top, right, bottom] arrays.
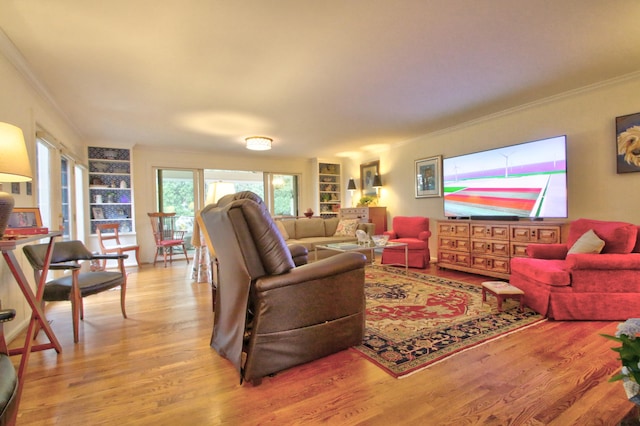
[[360, 160, 380, 197], [616, 111, 640, 173], [92, 207, 105, 220], [415, 155, 442, 198], [7, 207, 43, 228]]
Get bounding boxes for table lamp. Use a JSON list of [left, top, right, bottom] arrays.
[[0, 122, 32, 237]]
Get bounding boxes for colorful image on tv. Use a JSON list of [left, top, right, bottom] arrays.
[[443, 136, 567, 218]]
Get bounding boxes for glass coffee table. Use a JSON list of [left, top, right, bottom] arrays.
[[314, 241, 409, 270]]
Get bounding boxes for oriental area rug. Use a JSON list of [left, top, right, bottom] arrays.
[[354, 265, 544, 378]]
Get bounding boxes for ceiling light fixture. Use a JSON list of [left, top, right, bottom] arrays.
[[245, 136, 272, 151]]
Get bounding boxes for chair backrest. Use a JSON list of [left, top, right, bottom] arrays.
[[392, 216, 430, 238], [200, 191, 294, 374], [0, 304, 17, 425], [96, 223, 122, 250], [148, 212, 181, 243], [23, 240, 93, 270]]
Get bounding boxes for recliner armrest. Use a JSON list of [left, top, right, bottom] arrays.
[[253, 252, 366, 292]]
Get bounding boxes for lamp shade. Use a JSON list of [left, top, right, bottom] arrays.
[[206, 181, 236, 205], [245, 136, 272, 151], [372, 174, 382, 188], [347, 178, 356, 190], [0, 122, 32, 237], [0, 122, 32, 182]]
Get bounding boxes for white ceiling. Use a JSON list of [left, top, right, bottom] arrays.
[[1, 1, 640, 159]]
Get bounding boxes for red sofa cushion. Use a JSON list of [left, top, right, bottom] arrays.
[[567, 218, 638, 254], [510, 257, 570, 286], [391, 216, 429, 239]]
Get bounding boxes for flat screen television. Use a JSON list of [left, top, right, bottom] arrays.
[[443, 135, 568, 219]]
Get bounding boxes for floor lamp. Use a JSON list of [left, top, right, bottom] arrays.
[[0, 123, 32, 237]]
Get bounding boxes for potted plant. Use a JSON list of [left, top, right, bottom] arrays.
[[602, 318, 640, 405], [358, 195, 377, 207]]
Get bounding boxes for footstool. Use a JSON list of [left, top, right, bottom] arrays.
[[481, 281, 524, 312]]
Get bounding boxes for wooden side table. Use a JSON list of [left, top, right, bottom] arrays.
[[0, 232, 63, 420]]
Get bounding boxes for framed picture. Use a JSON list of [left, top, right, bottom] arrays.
[[92, 207, 105, 220], [11, 183, 20, 195], [360, 160, 380, 197], [616, 112, 640, 173], [7, 207, 43, 228], [26, 182, 32, 196], [415, 156, 443, 198]]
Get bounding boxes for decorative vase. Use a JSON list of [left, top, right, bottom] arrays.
[[304, 210, 313, 218], [623, 378, 640, 406]]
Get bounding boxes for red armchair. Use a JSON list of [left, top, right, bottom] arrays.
[[510, 218, 640, 320], [381, 216, 431, 268]]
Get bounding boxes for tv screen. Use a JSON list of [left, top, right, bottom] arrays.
[[443, 135, 568, 219]]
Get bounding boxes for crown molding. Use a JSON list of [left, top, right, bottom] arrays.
[[0, 27, 81, 136]]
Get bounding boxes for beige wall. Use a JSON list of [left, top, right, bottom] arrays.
[[0, 51, 86, 339], [367, 73, 640, 257], [130, 146, 323, 263]]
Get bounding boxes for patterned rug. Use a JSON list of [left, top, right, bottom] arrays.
[[354, 265, 544, 378]]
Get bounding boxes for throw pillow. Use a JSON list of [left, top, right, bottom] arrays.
[[334, 219, 359, 237], [275, 220, 289, 240], [567, 229, 605, 254]]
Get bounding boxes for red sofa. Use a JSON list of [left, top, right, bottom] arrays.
[[381, 216, 431, 268], [510, 218, 640, 320]]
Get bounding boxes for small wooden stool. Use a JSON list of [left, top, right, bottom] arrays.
[[481, 281, 525, 312]]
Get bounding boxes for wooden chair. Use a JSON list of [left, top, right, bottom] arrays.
[[147, 212, 189, 267], [22, 240, 128, 343], [0, 305, 18, 426], [96, 223, 140, 269]]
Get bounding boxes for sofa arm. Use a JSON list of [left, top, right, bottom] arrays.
[[566, 253, 640, 270], [254, 252, 366, 292], [383, 230, 398, 239], [418, 230, 431, 241], [358, 223, 376, 237], [526, 243, 568, 259]]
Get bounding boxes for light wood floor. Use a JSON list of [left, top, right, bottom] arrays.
[[7, 260, 636, 425]]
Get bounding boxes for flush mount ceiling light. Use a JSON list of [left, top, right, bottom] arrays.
[[245, 136, 272, 151]]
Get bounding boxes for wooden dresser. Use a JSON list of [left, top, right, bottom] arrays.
[[340, 207, 387, 235], [437, 219, 565, 279]]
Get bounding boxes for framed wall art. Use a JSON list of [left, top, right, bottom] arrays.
[[92, 207, 105, 220], [616, 112, 640, 173], [360, 160, 380, 197], [415, 155, 442, 198], [7, 207, 43, 228]]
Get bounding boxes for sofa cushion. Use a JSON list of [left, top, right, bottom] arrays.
[[392, 216, 429, 238], [334, 219, 359, 237], [567, 229, 605, 255], [510, 257, 571, 286], [568, 219, 638, 254], [324, 217, 339, 236], [274, 220, 289, 240], [295, 218, 326, 239]]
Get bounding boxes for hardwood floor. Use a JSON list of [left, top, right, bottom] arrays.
[[7, 261, 637, 425]]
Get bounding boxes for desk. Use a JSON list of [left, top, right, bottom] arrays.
[[0, 232, 62, 411]]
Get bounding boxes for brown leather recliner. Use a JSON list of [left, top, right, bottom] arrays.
[[200, 191, 366, 383]]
